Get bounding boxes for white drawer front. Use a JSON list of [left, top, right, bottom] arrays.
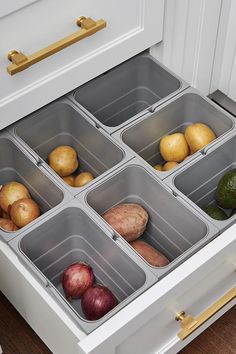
[[0, 241, 85, 354], [1, 225, 235, 354], [78, 227, 236, 354], [0, 0, 164, 130]]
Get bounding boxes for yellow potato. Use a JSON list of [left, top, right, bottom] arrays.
[[160, 133, 189, 162], [48, 146, 79, 177], [163, 161, 179, 171], [153, 164, 163, 171], [62, 175, 75, 186], [74, 172, 94, 187], [185, 123, 216, 154]]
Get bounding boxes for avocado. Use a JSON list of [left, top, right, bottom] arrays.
[[202, 205, 228, 220], [215, 169, 236, 209]]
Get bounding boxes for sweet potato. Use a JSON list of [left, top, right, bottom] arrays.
[[130, 240, 170, 267], [102, 203, 148, 242]]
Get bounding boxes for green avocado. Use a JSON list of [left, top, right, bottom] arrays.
[[202, 205, 228, 220], [215, 169, 236, 209]]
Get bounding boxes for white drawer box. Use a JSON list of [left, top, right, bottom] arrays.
[[0, 0, 164, 129], [0, 227, 235, 354], [0, 1, 235, 354]]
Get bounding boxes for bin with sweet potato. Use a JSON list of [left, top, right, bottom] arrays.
[[102, 203, 170, 267]]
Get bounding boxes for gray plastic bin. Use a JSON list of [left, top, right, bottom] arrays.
[[9, 200, 156, 334], [0, 133, 68, 243], [166, 132, 236, 232], [113, 88, 235, 180], [69, 53, 188, 134], [80, 159, 218, 278], [9, 98, 131, 196]]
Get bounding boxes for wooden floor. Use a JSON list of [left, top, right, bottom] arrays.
[[0, 291, 235, 354]]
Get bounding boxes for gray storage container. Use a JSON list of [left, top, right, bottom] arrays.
[[69, 53, 189, 134], [9, 98, 132, 196], [113, 88, 235, 180], [79, 159, 218, 278], [9, 200, 156, 334], [166, 132, 236, 232], [0, 133, 69, 243]]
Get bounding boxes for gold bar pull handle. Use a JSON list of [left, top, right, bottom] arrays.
[[175, 286, 236, 340], [7, 16, 106, 75]]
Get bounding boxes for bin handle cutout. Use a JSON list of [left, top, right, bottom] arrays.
[[175, 286, 236, 340], [7, 16, 106, 75]]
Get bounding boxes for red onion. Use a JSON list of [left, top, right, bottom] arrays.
[[81, 284, 118, 320], [62, 262, 94, 299]]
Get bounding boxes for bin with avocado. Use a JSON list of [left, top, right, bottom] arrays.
[[167, 133, 236, 231]]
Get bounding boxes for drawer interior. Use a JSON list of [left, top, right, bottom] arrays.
[[4, 50, 235, 338]]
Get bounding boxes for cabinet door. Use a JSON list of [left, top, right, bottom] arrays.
[[0, 0, 164, 130]]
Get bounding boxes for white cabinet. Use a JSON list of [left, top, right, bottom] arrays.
[[212, 0, 236, 101], [151, 0, 236, 101], [0, 1, 235, 354]]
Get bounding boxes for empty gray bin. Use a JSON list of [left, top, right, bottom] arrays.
[[10, 98, 130, 196], [0, 134, 66, 243], [9, 200, 155, 333], [82, 159, 218, 277], [70, 53, 188, 134], [113, 88, 235, 180], [166, 132, 236, 232]]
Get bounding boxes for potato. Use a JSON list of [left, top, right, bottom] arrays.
[[74, 172, 94, 187], [160, 133, 189, 162], [130, 240, 170, 267], [153, 164, 163, 171], [0, 218, 18, 232], [62, 175, 75, 186], [185, 123, 216, 154], [163, 161, 179, 171], [102, 203, 148, 242], [48, 146, 79, 177]]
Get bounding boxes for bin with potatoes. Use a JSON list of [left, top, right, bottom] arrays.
[[9, 98, 129, 196], [82, 159, 218, 277], [0, 134, 65, 242], [114, 88, 235, 179]]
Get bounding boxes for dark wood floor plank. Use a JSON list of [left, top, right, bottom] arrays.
[[0, 291, 235, 354], [0, 292, 51, 354]]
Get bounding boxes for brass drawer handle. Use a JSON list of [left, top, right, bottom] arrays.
[[175, 286, 236, 340], [7, 16, 106, 75]]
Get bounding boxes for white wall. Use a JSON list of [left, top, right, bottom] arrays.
[[212, 0, 236, 101], [151, 0, 223, 96]]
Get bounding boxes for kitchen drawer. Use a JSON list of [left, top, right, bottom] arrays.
[[0, 223, 235, 353], [0, 0, 164, 129]]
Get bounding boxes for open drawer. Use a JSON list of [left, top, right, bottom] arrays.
[[0, 0, 164, 129], [0, 221, 235, 354]]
